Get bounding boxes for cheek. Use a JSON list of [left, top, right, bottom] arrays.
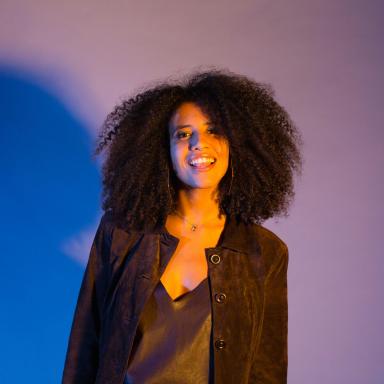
[[170, 147, 177, 171], [170, 143, 185, 171], [221, 147, 230, 175], [219, 141, 230, 163]]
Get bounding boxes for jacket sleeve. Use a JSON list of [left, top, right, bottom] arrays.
[[250, 243, 289, 383], [62, 214, 112, 384]]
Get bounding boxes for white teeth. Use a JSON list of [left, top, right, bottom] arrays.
[[189, 157, 215, 166]]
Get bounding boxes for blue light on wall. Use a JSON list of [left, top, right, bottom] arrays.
[[0, 68, 100, 383]]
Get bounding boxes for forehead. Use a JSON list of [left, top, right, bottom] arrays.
[[169, 102, 211, 130]]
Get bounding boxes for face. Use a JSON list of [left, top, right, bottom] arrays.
[[169, 102, 230, 191]]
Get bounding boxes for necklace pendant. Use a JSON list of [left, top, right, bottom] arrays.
[[191, 224, 198, 231]]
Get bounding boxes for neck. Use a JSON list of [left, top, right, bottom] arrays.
[[175, 187, 221, 222]]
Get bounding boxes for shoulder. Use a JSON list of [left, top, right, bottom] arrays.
[[96, 211, 144, 263], [98, 210, 115, 239], [238, 222, 288, 268], [253, 224, 288, 254], [241, 224, 289, 285]]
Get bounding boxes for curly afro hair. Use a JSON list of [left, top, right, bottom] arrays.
[[95, 69, 302, 230]]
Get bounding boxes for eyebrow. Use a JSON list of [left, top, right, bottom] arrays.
[[174, 122, 213, 130]]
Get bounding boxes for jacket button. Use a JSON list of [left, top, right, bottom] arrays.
[[215, 292, 227, 303], [210, 254, 221, 264], [214, 339, 226, 350]]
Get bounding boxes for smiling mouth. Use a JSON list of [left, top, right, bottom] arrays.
[[188, 157, 216, 168]]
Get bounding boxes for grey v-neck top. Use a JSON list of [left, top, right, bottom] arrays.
[[124, 277, 213, 383]]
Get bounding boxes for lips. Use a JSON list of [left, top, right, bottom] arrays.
[[188, 155, 216, 169]]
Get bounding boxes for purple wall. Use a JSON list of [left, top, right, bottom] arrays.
[[1, 1, 383, 382]]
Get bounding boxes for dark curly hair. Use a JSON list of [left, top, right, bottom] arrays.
[[95, 69, 302, 230]]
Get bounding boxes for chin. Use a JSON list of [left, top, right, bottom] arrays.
[[183, 180, 221, 191], [175, 171, 225, 191]]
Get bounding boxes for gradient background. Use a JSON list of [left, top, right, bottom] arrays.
[[1, 1, 383, 383]]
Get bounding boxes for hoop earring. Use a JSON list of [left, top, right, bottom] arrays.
[[167, 165, 171, 199], [228, 157, 234, 195], [167, 164, 175, 206]]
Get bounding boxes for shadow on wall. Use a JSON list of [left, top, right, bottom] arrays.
[[0, 66, 100, 383]]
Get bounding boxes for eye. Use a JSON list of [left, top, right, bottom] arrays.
[[207, 126, 219, 135], [175, 130, 191, 140]]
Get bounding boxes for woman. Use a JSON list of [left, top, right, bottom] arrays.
[[62, 70, 302, 384]]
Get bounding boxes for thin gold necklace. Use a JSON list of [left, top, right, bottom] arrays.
[[174, 211, 224, 232], [174, 211, 200, 231]]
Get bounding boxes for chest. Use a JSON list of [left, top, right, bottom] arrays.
[[160, 227, 224, 300]]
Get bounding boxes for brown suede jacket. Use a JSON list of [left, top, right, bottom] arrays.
[[62, 212, 288, 384]]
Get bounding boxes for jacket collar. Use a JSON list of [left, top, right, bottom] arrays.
[[218, 216, 252, 253], [158, 215, 251, 254]]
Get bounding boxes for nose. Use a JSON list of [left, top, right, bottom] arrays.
[[188, 132, 208, 151]]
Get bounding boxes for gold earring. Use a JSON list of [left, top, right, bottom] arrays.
[[228, 158, 234, 195]]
